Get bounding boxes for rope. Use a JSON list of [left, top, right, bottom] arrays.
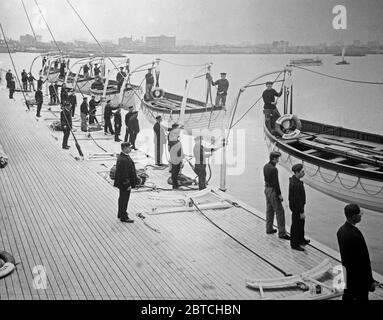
[[158, 58, 211, 68], [293, 65, 383, 85], [189, 198, 292, 277], [21, 0, 38, 41], [34, 0, 63, 54], [0, 23, 30, 110]]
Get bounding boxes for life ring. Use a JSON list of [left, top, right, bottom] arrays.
[[152, 88, 164, 99], [275, 114, 302, 139], [0, 251, 16, 279]]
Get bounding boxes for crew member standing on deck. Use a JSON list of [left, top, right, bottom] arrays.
[[27, 72, 36, 91], [60, 83, 69, 106], [49, 83, 55, 104], [288, 163, 310, 251], [37, 76, 45, 91], [193, 136, 216, 190], [263, 151, 290, 240], [153, 115, 166, 166], [53, 81, 59, 103], [35, 87, 43, 118], [80, 97, 89, 132], [124, 106, 134, 143], [114, 107, 122, 142], [104, 100, 116, 135], [68, 91, 77, 117], [60, 102, 72, 150], [337, 203, 376, 300], [127, 111, 140, 150], [169, 137, 184, 189], [211, 72, 229, 110], [89, 95, 100, 124], [21, 69, 28, 91], [5, 70, 12, 88], [8, 76, 15, 99], [262, 81, 283, 131], [94, 63, 101, 77], [114, 142, 137, 223]]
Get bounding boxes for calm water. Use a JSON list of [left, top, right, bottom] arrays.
[[1, 52, 383, 274]]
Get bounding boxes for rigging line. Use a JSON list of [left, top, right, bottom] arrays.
[[293, 65, 383, 85], [189, 198, 292, 277], [0, 23, 30, 110], [158, 58, 211, 68], [244, 79, 285, 88], [21, 0, 37, 41], [33, 0, 63, 54]]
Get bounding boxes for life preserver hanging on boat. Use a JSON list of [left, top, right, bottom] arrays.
[[152, 88, 164, 99], [275, 114, 302, 139], [0, 251, 16, 279]]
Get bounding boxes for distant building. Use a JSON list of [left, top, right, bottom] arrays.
[[118, 36, 133, 48], [20, 34, 41, 46], [145, 35, 176, 49], [353, 40, 362, 47]]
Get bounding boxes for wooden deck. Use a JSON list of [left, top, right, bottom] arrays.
[[1, 87, 383, 300]]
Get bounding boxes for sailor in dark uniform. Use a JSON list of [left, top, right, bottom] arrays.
[[60, 102, 72, 149], [114, 142, 137, 223], [153, 115, 166, 166], [116, 67, 126, 91], [193, 136, 216, 190], [89, 95, 100, 124], [8, 77, 15, 99], [337, 203, 376, 300], [21, 69, 28, 91], [288, 163, 310, 251], [263, 151, 290, 239], [262, 81, 283, 131], [60, 83, 69, 106], [35, 88, 43, 118], [104, 100, 117, 135], [80, 97, 89, 132], [68, 91, 77, 117], [127, 111, 140, 149], [113, 107, 122, 142], [5, 70, 12, 89], [212, 72, 229, 109], [124, 106, 134, 142]]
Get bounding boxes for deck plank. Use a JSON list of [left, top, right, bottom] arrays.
[[1, 91, 382, 300]]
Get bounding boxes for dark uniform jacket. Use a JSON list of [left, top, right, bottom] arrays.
[[49, 84, 55, 95], [9, 79, 15, 90], [288, 176, 306, 213], [125, 111, 133, 127], [89, 99, 100, 115], [145, 73, 154, 85], [69, 94, 77, 108], [60, 88, 69, 104], [263, 162, 281, 196], [114, 112, 122, 127], [6, 72, 12, 82], [262, 89, 282, 109], [113, 152, 138, 190], [35, 90, 43, 103], [127, 115, 139, 133], [337, 222, 375, 292], [212, 78, 229, 95], [60, 108, 72, 129], [21, 71, 28, 82], [104, 103, 118, 119], [80, 101, 89, 115], [37, 79, 45, 90]]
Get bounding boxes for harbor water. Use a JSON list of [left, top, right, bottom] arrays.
[[1, 52, 383, 274]]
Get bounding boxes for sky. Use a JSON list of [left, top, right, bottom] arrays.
[[1, 0, 383, 45]]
